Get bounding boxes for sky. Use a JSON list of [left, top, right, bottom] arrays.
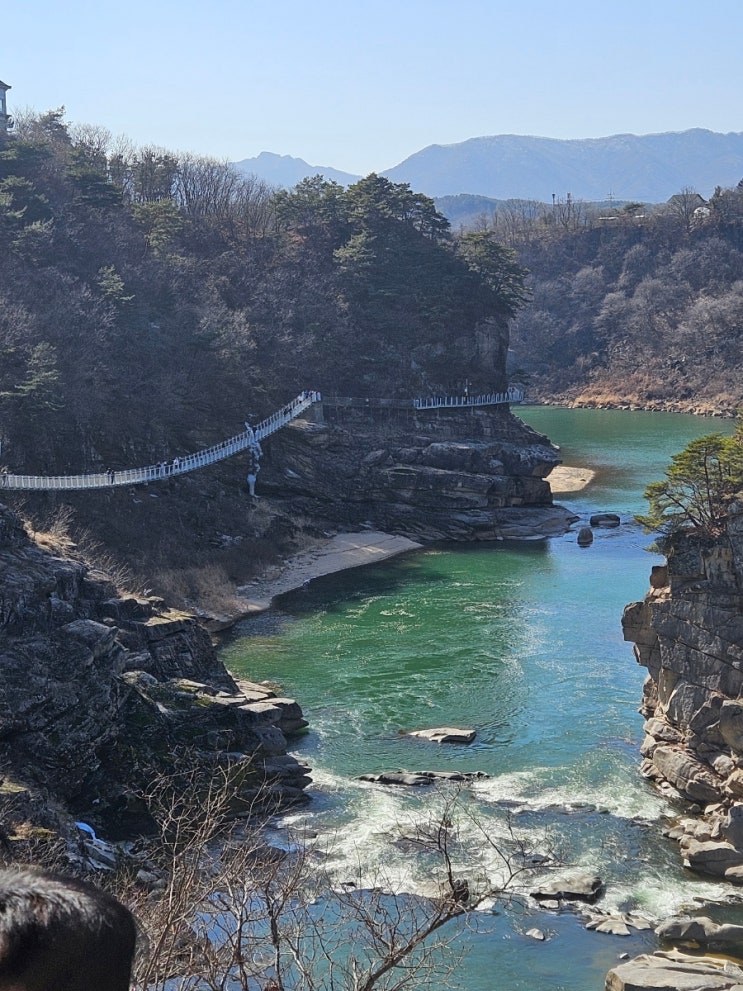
[[3, 0, 742, 175]]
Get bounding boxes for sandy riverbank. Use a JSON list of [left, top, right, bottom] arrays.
[[234, 531, 422, 615], [221, 472, 592, 620], [548, 465, 596, 494], [527, 395, 737, 417]]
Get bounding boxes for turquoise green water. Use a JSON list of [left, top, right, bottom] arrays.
[[221, 408, 736, 991]]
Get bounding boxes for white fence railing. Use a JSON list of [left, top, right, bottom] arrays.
[[0, 386, 522, 492], [1, 392, 319, 492], [412, 387, 523, 409]]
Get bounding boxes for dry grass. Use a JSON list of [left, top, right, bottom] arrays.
[[537, 371, 741, 417], [18, 504, 144, 597], [150, 562, 249, 617], [20, 504, 78, 556]]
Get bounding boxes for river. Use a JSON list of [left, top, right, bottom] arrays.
[[221, 408, 737, 991]]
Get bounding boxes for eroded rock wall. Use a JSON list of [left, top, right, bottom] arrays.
[[261, 404, 576, 540], [622, 498, 743, 879], [0, 504, 311, 842]]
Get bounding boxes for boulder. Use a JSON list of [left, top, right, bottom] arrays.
[[725, 770, 743, 799], [680, 838, 743, 876], [720, 806, 743, 850], [656, 915, 743, 953], [649, 564, 669, 588], [585, 911, 653, 936], [530, 870, 604, 904], [590, 513, 621, 527], [719, 701, 743, 753], [591, 917, 630, 936], [651, 745, 723, 803], [644, 717, 683, 743], [359, 770, 489, 787], [577, 527, 594, 546], [606, 950, 743, 991], [724, 865, 743, 884], [407, 727, 476, 744]]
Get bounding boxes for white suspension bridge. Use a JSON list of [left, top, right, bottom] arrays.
[[0, 387, 523, 493]]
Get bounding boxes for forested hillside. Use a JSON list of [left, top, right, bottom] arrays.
[[4, 106, 741, 601], [0, 109, 526, 472], [493, 191, 743, 413], [0, 109, 526, 595]]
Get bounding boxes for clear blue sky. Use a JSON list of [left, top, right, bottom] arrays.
[[4, 0, 742, 174]]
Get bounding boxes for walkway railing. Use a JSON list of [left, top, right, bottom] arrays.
[[324, 387, 524, 410], [0, 385, 523, 492], [0, 392, 320, 492], [412, 387, 523, 409]]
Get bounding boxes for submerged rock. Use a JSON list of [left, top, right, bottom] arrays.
[[590, 513, 621, 527], [577, 526, 594, 546], [585, 910, 653, 936], [359, 770, 489, 787], [407, 727, 477, 744]]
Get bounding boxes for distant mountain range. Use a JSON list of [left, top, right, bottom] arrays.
[[233, 151, 360, 189], [233, 129, 743, 204]]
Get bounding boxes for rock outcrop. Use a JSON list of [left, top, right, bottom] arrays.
[[358, 770, 488, 787], [0, 504, 311, 844], [530, 870, 604, 904], [407, 727, 477, 744], [606, 950, 743, 991], [656, 915, 743, 954], [622, 498, 743, 878], [260, 404, 577, 541]]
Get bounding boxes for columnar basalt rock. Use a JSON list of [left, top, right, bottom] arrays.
[[622, 497, 743, 879]]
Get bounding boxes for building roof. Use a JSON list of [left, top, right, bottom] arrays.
[[0, 81, 10, 91]]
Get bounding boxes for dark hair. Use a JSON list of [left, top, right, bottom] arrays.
[[0, 867, 137, 991]]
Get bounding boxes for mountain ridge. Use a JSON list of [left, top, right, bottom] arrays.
[[234, 128, 743, 204]]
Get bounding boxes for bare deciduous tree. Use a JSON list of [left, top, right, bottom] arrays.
[[126, 766, 544, 991]]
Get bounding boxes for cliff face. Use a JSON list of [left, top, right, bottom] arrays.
[[622, 498, 743, 880], [0, 504, 311, 843], [261, 404, 576, 540]]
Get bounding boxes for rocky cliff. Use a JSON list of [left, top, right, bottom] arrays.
[[0, 504, 311, 847], [259, 403, 576, 540], [622, 498, 743, 880]]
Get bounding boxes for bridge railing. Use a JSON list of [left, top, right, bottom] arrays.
[[0, 392, 318, 492], [0, 387, 522, 492], [412, 387, 523, 409], [324, 388, 523, 411]]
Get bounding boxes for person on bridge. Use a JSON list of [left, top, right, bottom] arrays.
[[245, 428, 262, 497], [247, 461, 260, 497]]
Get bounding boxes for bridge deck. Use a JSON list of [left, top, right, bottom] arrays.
[[0, 388, 522, 491]]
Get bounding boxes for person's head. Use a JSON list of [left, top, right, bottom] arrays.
[[0, 867, 137, 991]]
